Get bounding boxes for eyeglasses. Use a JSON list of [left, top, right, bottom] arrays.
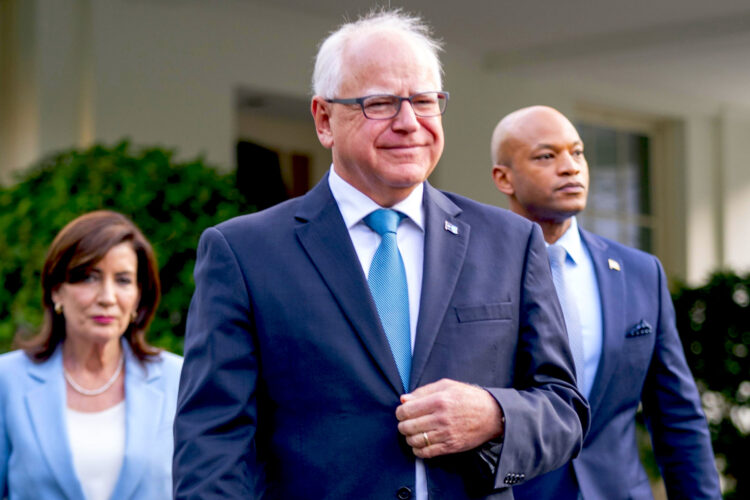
[[325, 91, 449, 120]]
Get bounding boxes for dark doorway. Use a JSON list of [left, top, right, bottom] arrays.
[[236, 140, 288, 210]]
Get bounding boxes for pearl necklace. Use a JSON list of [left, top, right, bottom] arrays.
[[64, 355, 124, 396]]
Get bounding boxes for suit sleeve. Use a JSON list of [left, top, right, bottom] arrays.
[[485, 224, 590, 490], [641, 257, 721, 499], [173, 227, 264, 499]]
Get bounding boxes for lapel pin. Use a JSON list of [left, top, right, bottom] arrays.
[[608, 258, 621, 271], [444, 220, 459, 235]]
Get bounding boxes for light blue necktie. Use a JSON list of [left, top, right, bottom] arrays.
[[364, 209, 411, 392], [547, 244, 585, 389]]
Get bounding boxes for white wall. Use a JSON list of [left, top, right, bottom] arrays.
[[90, 0, 330, 170]]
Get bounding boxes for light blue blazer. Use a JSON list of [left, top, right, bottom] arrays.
[[0, 341, 182, 500]]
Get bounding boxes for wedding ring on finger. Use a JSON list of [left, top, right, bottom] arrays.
[[422, 431, 431, 447]]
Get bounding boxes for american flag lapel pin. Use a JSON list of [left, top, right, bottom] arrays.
[[444, 220, 458, 235]]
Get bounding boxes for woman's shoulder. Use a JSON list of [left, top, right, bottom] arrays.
[[0, 349, 32, 372], [149, 349, 183, 380], [0, 350, 36, 390], [158, 349, 183, 369]]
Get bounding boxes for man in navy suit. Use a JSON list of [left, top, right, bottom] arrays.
[[491, 105, 721, 499], [173, 12, 588, 499]]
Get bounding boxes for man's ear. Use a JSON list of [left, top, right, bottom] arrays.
[[492, 164, 515, 196], [311, 97, 334, 149]]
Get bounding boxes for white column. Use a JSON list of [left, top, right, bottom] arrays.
[[720, 107, 750, 274], [0, 0, 94, 183], [683, 114, 722, 285], [0, 0, 39, 183]]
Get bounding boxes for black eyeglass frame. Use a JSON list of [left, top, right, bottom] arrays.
[[325, 91, 450, 120]]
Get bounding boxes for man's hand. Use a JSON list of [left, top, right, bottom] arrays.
[[395, 379, 504, 459]]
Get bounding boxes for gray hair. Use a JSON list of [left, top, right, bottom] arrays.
[[312, 9, 443, 98]]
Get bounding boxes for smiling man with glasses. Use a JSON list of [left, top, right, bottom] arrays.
[[174, 10, 588, 500]]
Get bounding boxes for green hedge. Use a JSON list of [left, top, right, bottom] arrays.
[[674, 272, 750, 499], [0, 141, 254, 354]]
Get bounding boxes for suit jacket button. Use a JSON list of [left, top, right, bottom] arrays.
[[396, 486, 412, 499]]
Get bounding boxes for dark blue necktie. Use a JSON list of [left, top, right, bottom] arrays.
[[547, 244, 585, 389], [364, 209, 411, 391]]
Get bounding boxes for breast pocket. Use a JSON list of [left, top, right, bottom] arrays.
[[622, 329, 656, 380], [454, 302, 513, 323], [430, 302, 516, 385]]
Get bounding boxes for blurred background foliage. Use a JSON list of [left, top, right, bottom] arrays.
[[0, 141, 254, 354], [0, 142, 748, 497], [673, 272, 750, 499]]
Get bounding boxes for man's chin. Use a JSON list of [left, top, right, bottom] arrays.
[[555, 199, 586, 218], [379, 166, 430, 184], [536, 207, 584, 224], [560, 207, 584, 220]]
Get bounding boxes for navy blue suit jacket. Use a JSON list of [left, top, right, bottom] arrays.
[[513, 229, 720, 500], [173, 177, 589, 499]]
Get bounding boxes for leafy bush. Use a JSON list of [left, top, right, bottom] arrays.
[[0, 141, 254, 354], [673, 272, 750, 499]]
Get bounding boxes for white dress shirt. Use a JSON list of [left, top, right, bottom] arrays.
[[66, 401, 126, 500], [328, 166, 428, 500], [551, 217, 603, 398]]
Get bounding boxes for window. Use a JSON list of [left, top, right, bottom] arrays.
[[576, 123, 654, 253]]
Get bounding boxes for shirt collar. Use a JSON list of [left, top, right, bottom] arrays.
[[552, 216, 585, 266], [328, 165, 425, 231]]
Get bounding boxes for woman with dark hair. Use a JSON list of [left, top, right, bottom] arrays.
[[0, 210, 182, 500]]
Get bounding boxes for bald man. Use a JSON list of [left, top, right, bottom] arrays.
[[490, 106, 720, 500]]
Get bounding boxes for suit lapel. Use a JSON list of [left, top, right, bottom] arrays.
[[25, 348, 86, 500], [580, 229, 626, 417], [294, 176, 405, 394], [109, 343, 164, 499], [410, 185, 468, 389]]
